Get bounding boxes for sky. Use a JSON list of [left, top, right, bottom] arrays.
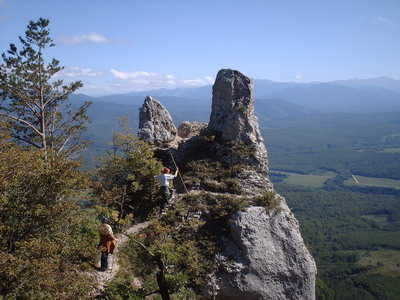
[[1, 0, 400, 95]]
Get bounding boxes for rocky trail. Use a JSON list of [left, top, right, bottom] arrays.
[[89, 220, 150, 298], [88, 194, 184, 298]]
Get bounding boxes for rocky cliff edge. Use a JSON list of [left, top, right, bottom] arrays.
[[138, 69, 317, 300]]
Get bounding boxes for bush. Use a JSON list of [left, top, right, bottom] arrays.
[[184, 159, 244, 194], [252, 191, 282, 212]]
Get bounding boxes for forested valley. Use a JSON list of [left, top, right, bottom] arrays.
[[263, 116, 400, 299]]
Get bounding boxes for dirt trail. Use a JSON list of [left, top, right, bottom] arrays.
[[89, 194, 185, 298], [89, 221, 150, 297]]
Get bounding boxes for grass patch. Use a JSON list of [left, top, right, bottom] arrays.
[[360, 215, 388, 224], [271, 170, 336, 187], [345, 175, 400, 189], [358, 250, 400, 277]]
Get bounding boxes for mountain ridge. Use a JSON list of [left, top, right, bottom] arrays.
[[71, 77, 400, 115]]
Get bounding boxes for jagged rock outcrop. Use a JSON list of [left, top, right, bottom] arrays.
[[177, 121, 207, 140], [138, 69, 316, 300], [209, 205, 316, 300], [209, 69, 268, 172], [138, 97, 207, 148], [138, 96, 177, 147]]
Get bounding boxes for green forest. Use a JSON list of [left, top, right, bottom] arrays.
[[264, 120, 400, 299]]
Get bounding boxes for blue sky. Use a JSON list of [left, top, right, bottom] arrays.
[[1, 0, 399, 95]]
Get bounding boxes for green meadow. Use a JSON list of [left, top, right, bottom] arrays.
[[271, 170, 337, 187], [345, 175, 400, 189], [358, 250, 400, 277]]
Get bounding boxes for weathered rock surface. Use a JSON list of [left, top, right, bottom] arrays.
[[208, 69, 268, 172], [138, 96, 177, 147], [177, 121, 207, 140], [209, 205, 316, 300], [138, 69, 316, 300], [205, 69, 316, 299]]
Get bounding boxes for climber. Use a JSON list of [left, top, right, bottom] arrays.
[[98, 216, 118, 271], [154, 167, 179, 213]]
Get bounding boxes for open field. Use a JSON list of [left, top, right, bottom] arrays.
[[345, 175, 400, 189], [361, 214, 388, 224], [381, 148, 400, 153], [358, 250, 400, 277], [270, 170, 336, 187]]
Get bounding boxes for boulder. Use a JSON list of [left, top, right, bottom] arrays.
[[209, 205, 317, 300]]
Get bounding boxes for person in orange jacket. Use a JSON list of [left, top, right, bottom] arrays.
[[98, 216, 118, 270]]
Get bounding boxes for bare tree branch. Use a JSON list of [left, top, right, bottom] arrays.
[[0, 112, 43, 137]]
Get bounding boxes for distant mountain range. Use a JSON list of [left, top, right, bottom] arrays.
[[71, 76, 400, 125], [70, 77, 400, 163]]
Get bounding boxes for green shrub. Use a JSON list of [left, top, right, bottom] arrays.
[[109, 191, 253, 299], [252, 191, 282, 212], [184, 159, 244, 194]]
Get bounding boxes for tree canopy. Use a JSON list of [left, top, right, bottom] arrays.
[[0, 18, 91, 161]]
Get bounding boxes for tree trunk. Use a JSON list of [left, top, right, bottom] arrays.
[[156, 256, 170, 300], [38, 46, 48, 160]]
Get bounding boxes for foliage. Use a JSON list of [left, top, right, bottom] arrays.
[[0, 140, 97, 299], [263, 122, 400, 180], [181, 128, 257, 164], [351, 273, 400, 300], [273, 181, 400, 299], [0, 18, 91, 161], [174, 130, 260, 195], [252, 191, 282, 212], [92, 117, 163, 221], [107, 192, 254, 299], [315, 277, 334, 300], [103, 271, 144, 300], [184, 159, 243, 193]]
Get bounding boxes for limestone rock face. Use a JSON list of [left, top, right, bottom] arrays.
[[210, 205, 317, 300], [137, 69, 316, 300], [177, 121, 207, 140], [138, 96, 177, 147], [208, 69, 268, 171]]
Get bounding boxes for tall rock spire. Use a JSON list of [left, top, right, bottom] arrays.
[[208, 69, 268, 172]]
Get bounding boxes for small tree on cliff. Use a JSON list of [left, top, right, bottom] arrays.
[[92, 117, 162, 221], [0, 18, 91, 161]]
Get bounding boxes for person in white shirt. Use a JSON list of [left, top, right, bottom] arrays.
[[154, 167, 179, 212]]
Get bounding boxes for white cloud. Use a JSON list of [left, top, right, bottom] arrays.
[[371, 16, 395, 25], [110, 69, 158, 80], [295, 74, 303, 80], [57, 33, 110, 45], [109, 69, 214, 91], [53, 66, 104, 78]]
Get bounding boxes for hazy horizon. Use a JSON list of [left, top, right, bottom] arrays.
[[1, 0, 399, 95]]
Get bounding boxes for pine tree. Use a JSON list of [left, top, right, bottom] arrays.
[[0, 18, 91, 161]]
